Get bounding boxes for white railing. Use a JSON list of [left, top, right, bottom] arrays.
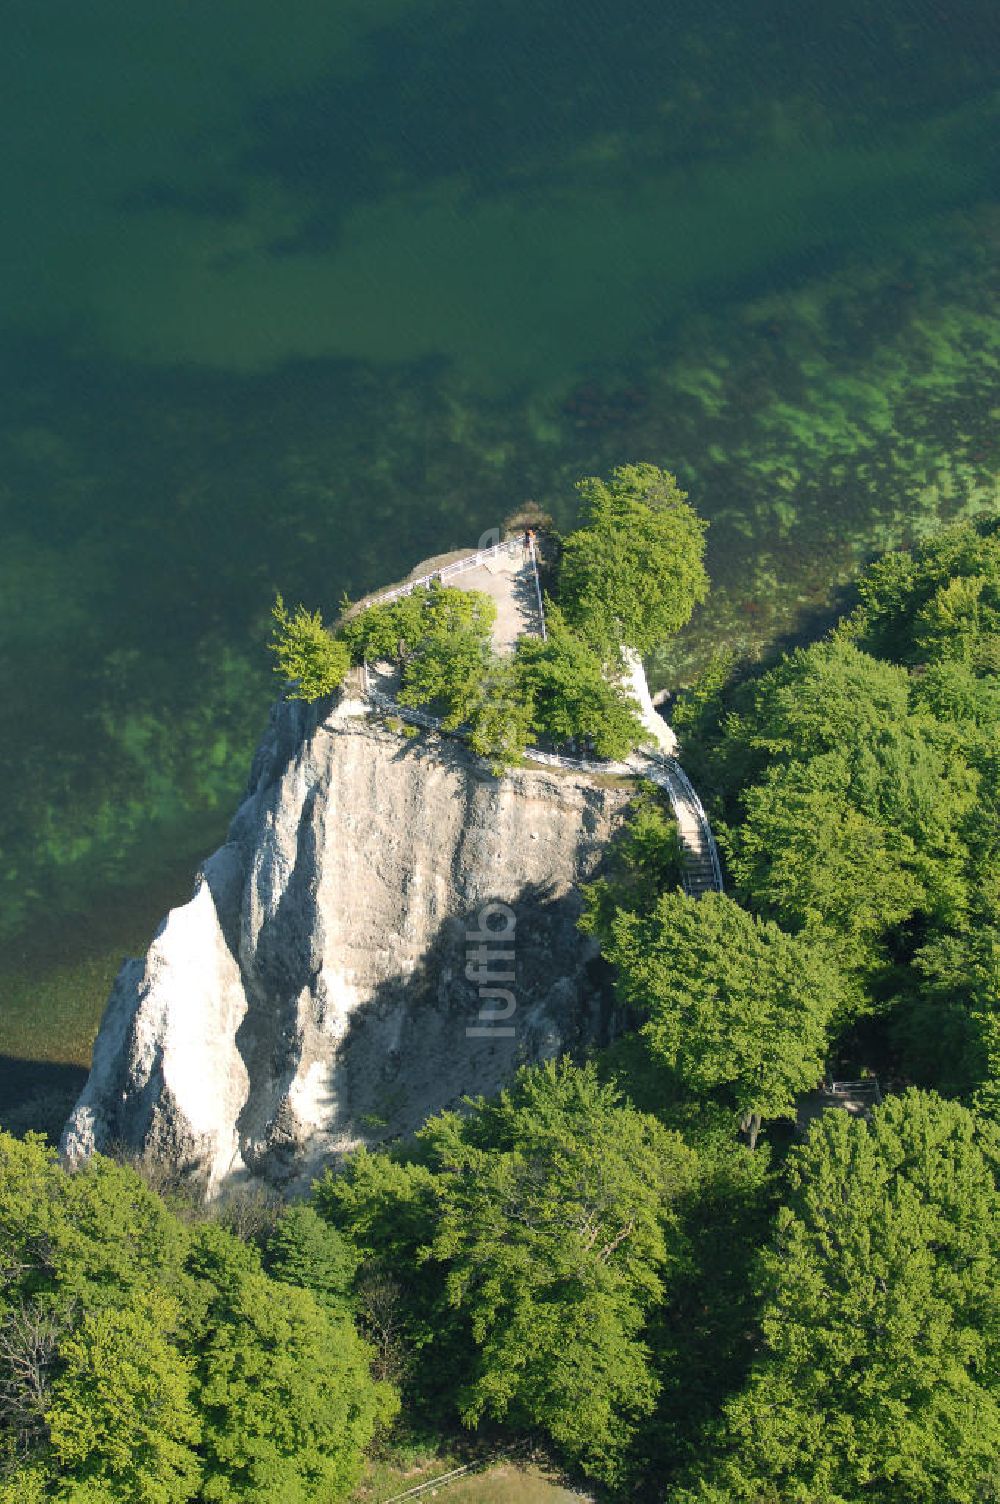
[[365, 537, 525, 608], [522, 747, 632, 776], [828, 1079, 882, 1099], [656, 757, 725, 893], [375, 1449, 520, 1503], [367, 690, 442, 731], [361, 682, 723, 897], [527, 533, 547, 642]]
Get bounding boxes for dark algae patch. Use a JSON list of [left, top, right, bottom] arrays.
[[0, 0, 996, 1101]]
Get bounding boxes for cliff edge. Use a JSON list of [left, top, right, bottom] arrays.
[[62, 697, 633, 1192]]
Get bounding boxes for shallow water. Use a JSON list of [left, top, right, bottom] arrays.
[[0, 0, 997, 1096]]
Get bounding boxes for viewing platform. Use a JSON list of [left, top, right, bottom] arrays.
[[356, 535, 546, 654], [347, 532, 722, 900]]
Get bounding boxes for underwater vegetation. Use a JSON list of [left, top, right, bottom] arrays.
[[1, 207, 995, 1003], [0, 0, 996, 1081]]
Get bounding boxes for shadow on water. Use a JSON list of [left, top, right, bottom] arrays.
[[240, 0, 999, 244], [0, 1057, 88, 1141]]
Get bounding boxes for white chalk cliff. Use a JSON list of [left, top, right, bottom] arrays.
[[62, 695, 633, 1192]]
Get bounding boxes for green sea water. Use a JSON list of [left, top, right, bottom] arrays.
[[0, 0, 997, 1121]]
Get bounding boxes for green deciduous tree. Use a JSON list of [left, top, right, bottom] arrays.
[[912, 656, 1000, 737], [362, 587, 536, 770], [674, 1091, 1000, 1504], [605, 892, 842, 1146], [313, 1151, 448, 1395], [850, 516, 1000, 666], [735, 639, 912, 767], [187, 1223, 393, 1504], [340, 588, 429, 664], [0, 1462, 47, 1504], [422, 1059, 696, 1484], [558, 463, 708, 658], [515, 605, 647, 758], [344, 582, 496, 669], [0, 1135, 187, 1306], [581, 788, 685, 942], [0, 1136, 389, 1504], [395, 591, 495, 725], [464, 656, 535, 772], [733, 752, 928, 946], [46, 1292, 201, 1504], [317, 1062, 697, 1485], [896, 919, 1000, 1108], [270, 595, 350, 702], [264, 1203, 357, 1306], [396, 628, 486, 723], [730, 722, 977, 964]]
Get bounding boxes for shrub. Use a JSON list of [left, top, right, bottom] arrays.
[[270, 595, 350, 702]]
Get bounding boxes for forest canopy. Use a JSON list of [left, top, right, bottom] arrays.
[[6, 514, 1000, 1503]]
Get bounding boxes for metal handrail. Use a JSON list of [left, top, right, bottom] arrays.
[[374, 1445, 524, 1503], [366, 538, 524, 608], [367, 690, 441, 731], [527, 533, 547, 642], [659, 757, 725, 892], [521, 747, 632, 776], [361, 668, 724, 898]]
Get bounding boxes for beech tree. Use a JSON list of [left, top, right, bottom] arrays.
[[850, 516, 1000, 665], [676, 1092, 1000, 1504], [186, 1223, 395, 1504], [421, 1059, 696, 1484], [395, 590, 496, 725], [398, 625, 534, 772], [313, 1151, 450, 1398], [0, 1136, 389, 1504], [731, 728, 977, 965], [344, 581, 496, 667], [46, 1293, 201, 1504], [264, 1203, 357, 1306], [581, 789, 686, 942], [318, 1061, 696, 1485], [732, 638, 912, 769], [270, 595, 350, 702], [464, 657, 535, 772], [605, 892, 843, 1146], [515, 605, 647, 759], [557, 463, 708, 658]]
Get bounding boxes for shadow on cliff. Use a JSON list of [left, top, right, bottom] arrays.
[[216, 714, 626, 1184], [230, 776, 329, 1175], [307, 877, 613, 1167], [230, 872, 615, 1184]]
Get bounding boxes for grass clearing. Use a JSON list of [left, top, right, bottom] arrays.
[[352, 1450, 589, 1504]]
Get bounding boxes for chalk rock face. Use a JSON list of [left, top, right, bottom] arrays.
[[62, 700, 631, 1193]]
